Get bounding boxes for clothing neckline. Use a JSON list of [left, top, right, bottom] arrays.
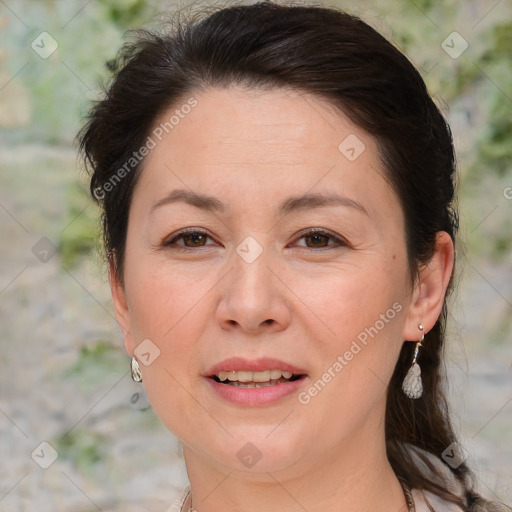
[[172, 483, 417, 511]]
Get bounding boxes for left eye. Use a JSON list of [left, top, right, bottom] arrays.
[[291, 229, 346, 250]]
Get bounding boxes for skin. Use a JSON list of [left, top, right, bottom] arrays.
[[110, 86, 454, 512]]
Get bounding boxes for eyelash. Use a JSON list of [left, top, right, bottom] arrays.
[[161, 227, 348, 252]]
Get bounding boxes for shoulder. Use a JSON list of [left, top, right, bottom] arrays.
[[405, 445, 511, 512], [166, 485, 190, 512], [406, 444, 465, 510], [412, 487, 464, 511]]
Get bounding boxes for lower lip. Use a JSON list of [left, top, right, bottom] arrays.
[[205, 376, 307, 406]]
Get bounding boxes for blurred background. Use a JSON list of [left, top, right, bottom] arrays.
[[0, 0, 511, 510]]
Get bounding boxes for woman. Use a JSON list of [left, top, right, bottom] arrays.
[[78, 2, 510, 511]]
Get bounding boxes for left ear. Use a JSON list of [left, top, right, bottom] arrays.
[[402, 231, 455, 341]]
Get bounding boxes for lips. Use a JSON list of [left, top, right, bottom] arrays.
[[206, 375, 306, 404], [204, 356, 308, 378], [204, 357, 309, 406]]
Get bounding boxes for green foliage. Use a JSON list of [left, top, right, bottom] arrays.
[[471, 21, 512, 179], [97, 0, 154, 29], [55, 429, 107, 476], [58, 182, 101, 269], [486, 22, 512, 60], [64, 340, 126, 391]]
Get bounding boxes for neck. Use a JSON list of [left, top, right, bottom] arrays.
[[181, 432, 407, 511]]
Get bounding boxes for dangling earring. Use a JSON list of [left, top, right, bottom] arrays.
[[131, 357, 143, 382], [402, 324, 424, 399]]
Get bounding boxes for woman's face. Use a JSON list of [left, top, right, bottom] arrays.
[[112, 86, 422, 476]]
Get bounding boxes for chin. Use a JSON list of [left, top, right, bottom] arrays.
[[176, 425, 305, 474]]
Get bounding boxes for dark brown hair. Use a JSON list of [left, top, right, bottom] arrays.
[[78, 2, 507, 510]]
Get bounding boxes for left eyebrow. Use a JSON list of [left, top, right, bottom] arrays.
[[278, 192, 369, 217]]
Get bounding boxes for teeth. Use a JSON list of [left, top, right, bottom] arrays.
[[228, 380, 288, 388], [217, 369, 295, 382], [270, 369, 282, 380]]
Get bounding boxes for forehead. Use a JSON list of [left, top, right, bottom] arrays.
[[149, 86, 362, 162], [134, 85, 397, 222]]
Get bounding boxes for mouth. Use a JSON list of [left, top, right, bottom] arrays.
[[210, 369, 306, 388], [204, 357, 308, 404]]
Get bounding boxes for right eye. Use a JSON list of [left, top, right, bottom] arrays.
[[161, 228, 222, 251], [161, 228, 218, 251]]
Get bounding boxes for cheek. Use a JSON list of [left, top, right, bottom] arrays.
[[294, 259, 406, 344], [122, 256, 205, 395], [125, 255, 205, 338], [292, 257, 407, 398], [124, 266, 210, 418]]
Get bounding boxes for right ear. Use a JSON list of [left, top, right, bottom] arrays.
[[108, 252, 136, 357]]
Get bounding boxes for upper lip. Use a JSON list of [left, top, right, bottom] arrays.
[[204, 357, 308, 377]]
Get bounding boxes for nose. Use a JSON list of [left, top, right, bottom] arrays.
[[216, 244, 292, 334]]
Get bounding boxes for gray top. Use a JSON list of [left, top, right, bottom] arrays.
[[165, 483, 465, 511], [167, 485, 190, 512]]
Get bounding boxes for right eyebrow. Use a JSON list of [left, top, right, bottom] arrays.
[[150, 189, 226, 214]]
